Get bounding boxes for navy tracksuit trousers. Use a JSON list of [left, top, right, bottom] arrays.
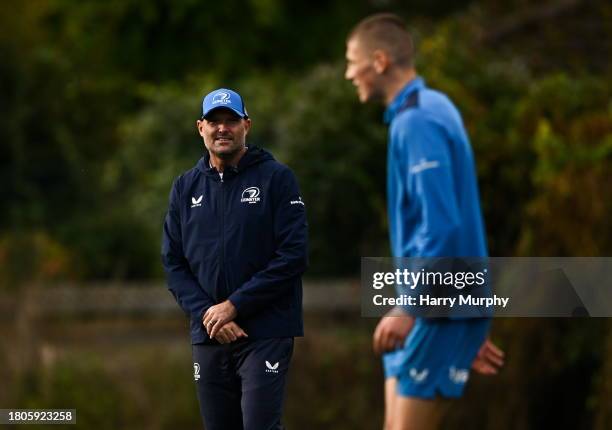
[[192, 338, 294, 430]]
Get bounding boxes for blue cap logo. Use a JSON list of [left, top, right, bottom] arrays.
[[201, 88, 248, 119], [212, 92, 231, 105]]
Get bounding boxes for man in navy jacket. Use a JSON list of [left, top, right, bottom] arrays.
[[162, 88, 308, 430]]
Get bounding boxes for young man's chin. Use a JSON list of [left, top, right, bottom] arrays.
[[358, 89, 381, 104]]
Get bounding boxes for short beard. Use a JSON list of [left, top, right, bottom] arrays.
[[206, 142, 246, 160]]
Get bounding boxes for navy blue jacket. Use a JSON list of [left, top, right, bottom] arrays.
[[161, 146, 308, 344]]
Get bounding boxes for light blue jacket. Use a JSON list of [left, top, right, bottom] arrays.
[[384, 77, 487, 258]]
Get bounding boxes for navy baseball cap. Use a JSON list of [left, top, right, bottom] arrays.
[[201, 88, 248, 119]]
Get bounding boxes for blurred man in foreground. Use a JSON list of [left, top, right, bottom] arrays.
[[345, 14, 504, 430]]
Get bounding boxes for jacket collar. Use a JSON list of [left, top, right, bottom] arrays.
[[196, 146, 274, 179], [383, 77, 425, 124]]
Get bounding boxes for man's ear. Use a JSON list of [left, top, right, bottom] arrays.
[[196, 119, 205, 137], [243, 118, 252, 135], [372, 49, 390, 74]]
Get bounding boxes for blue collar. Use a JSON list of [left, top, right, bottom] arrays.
[[383, 77, 425, 124]]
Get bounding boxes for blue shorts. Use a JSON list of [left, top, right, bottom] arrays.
[[383, 318, 490, 399]]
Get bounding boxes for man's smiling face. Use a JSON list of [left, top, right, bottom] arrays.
[[197, 108, 251, 159]]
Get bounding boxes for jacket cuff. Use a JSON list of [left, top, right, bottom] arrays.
[[227, 293, 249, 318]]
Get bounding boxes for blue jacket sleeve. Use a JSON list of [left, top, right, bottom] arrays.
[[161, 177, 216, 319], [228, 167, 308, 317], [395, 112, 461, 257]]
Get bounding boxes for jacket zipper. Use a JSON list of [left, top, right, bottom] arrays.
[[219, 175, 226, 298]]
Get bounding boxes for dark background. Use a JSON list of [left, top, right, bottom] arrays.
[[1, 0, 611, 428]]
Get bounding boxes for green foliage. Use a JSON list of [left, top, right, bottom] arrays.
[[287, 319, 383, 428], [18, 356, 124, 429], [7, 349, 202, 430], [0, 232, 73, 289], [2, 317, 608, 429], [3, 0, 611, 279], [274, 65, 389, 275], [107, 66, 388, 276], [2, 2, 611, 428], [515, 75, 612, 256]]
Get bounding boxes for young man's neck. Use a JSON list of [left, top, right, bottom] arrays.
[[384, 68, 418, 106], [208, 146, 247, 172]]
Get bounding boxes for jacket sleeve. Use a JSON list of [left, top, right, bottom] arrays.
[[395, 111, 461, 257], [161, 177, 216, 320], [228, 167, 308, 318]]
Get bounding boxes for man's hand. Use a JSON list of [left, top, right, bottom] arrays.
[[373, 311, 415, 355], [213, 321, 248, 344], [203, 300, 238, 338], [471, 338, 505, 375]]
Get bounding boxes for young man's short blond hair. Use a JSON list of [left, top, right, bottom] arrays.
[[347, 13, 415, 68]]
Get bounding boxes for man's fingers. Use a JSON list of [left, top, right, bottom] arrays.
[[374, 327, 388, 355], [209, 319, 225, 338], [484, 349, 505, 367], [474, 361, 497, 375], [472, 340, 504, 376], [209, 322, 220, 338], [205, 318, 216, 336], [215, 331, 228, 344], [472, 361, 486, 374], [226, 329, 237, 342], [379, 327, 398, 354], [373, 335, 382, 355], [486, 341, 504, 358], [210, 322, 247, 343], [373, 326, 383, 354], [481, 341, 505, 367], [373, 324, 396, 354], [382, 331, 395, 353], [232, 326, 247, 338], [213, 325, 239, 344], [203, 314, 214, 331], [202, 309, 213, 327]]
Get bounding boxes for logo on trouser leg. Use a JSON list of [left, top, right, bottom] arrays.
[[265, 360, 279, 373], [194, 362, 201, 381]]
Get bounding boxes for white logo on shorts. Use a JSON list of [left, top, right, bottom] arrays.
[[194, 362, 201, 381], [265, 360, 279, 374], [409, 368, 429, 383], [449, 366, 469, 384]]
